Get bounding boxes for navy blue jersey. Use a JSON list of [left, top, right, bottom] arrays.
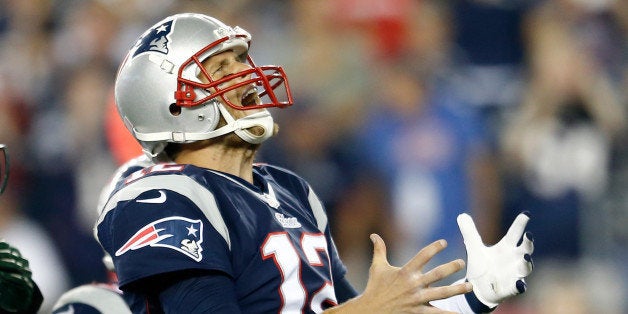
[[95, 162, 347, 313]]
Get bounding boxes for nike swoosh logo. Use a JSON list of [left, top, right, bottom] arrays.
[[137, 190, 167, 204]]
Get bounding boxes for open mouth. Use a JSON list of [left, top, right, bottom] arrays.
[[241, 86, 260, 107]]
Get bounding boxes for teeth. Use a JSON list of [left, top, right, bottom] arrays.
[[243, 87, 257, 98], [241, 87, 258, 105], [241, 87, 257, 106]]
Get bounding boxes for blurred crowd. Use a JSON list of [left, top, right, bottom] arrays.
[[1, 0, 627, 313]]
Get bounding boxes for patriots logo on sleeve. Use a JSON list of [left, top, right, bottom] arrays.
[[132, 19, 174, 57], [115, 216, 204, 262]]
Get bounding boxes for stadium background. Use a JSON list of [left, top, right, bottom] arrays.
[[0, 0, 627, 313]]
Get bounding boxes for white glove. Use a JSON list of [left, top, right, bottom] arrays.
[[457, 212, 534, 310]]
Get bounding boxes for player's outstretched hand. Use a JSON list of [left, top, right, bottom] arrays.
[[326, 234, 472, 314], [0, 240, 43, 313], [457, 212, 534, 310]]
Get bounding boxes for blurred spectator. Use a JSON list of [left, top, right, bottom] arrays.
[[0, 1, 626, 312], [499, 1, 627, 312], [448, 0, 533, 150], [503, 0, 626, 265], [0, 189, 70, 313], [354, 58, 500, 283], [521, 261, 626, 314], [0, 50, 68, 314], [331, 0, 413, 60]]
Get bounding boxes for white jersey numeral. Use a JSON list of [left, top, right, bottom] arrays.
[[125, 164, 184, 184], [262, 232, 337, 313]]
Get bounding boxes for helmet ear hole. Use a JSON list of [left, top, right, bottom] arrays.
[[169, 103, 182, 116]]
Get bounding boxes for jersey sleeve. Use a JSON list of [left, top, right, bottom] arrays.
[[96, 154, 153, 216], [158, 271, 241, 313], [95, 174, 233, 289]]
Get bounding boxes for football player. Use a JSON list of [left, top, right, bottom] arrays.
[[95, 13, 534, 313], [0, 144, 44, 314], [52, 155, 152, 314]]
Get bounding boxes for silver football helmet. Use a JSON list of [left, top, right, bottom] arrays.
[[115, 13, 293, 157]]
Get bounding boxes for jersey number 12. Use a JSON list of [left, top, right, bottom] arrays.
[[262, 232, 338, 313]]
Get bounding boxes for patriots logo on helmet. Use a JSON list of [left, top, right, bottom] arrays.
[[115, 216, 204, 262], [132, 19, 174, 57]]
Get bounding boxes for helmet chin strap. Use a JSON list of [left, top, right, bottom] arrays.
[[135, 101, 274, 158], [216, 103, 274, 144]]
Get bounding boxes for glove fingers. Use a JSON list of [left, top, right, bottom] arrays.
[[502, 212, 530, 245], [1, 243, 22, 253], [1, 272, 34, 288], [519, 254, 534, 276], [0, 276, 35, 312], [501, 278, 527, 299], [0, 247, 22, 258], [0, 256, 31, 275], [457, 213, 483, 247], [519, 232, 534, 254], [515, 279, 527, 294]]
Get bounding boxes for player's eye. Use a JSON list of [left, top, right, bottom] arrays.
[[212, 65, 223, 76]]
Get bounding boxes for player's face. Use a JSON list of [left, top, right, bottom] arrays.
[[200, 50, 264, 120], [0, 144, 8, 195]]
